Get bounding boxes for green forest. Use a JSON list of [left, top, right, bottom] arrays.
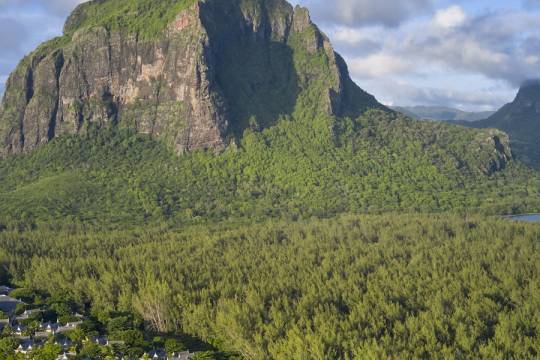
[[1, 110, 539, 231], [1, 214, 539, 359], [0, 0, 539, 357], [1, 101, 540, 359]]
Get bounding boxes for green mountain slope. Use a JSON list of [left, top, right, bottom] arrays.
[[1, 1, 540, 359], [1, 110, 538, 229], [466, 81, 540, 169]]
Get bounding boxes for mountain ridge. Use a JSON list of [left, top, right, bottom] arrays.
[[393, 105, 495, 122], [463, 81, 540, 169], [0, 0, 382, 156]]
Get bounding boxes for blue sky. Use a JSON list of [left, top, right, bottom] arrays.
[[0, 0, 539, 111]]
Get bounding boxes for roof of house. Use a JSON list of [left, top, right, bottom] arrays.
[[17, 339, 36, 351], [0, 295, 20, 314], [148, 349, 167, 359], [91, 336, 108, 345], [56, 338, 73, 347], [34, 331, 50, 338], [170, 351, 194, 360]]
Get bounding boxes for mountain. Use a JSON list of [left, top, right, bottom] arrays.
[[1, 2, 540, 359], [464, 81, 540, 169], [0, 0, 538, 228], [393, 106, 495, 122], [0, 0, 381, 156]]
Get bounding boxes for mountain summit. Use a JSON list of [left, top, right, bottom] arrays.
[[0, 0, 381, 156], [469, 80, 540, 168]]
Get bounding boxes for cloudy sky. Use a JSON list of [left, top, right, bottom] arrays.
[[0, 0, 539, 111]]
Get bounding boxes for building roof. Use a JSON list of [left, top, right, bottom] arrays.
[[14, 324, 27, 333], [17, 339, 36, 351], [0, 286, 11, 295], [34, 331, 50, 338], [91, 336, 108, 346], [56, 338, 73, 348], [148, 349, 167, 359], [170, 351, 194, 360], [0, 295, 20, 314]]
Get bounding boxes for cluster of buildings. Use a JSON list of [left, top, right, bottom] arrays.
[[0, 285, 194, 359], [0, 290, 83, 358]]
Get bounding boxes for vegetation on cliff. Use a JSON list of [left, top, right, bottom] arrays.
[[0, 110, 538, 229], [64, 0, 198, 39], [465, 81, 540, 169]]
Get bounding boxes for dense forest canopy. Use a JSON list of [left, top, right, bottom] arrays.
[[1, 110, 539, 231], [0, 0, 539, 359], [1, 214, 539, 359]]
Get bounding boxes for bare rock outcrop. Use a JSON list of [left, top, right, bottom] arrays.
[[0, 0, 382, 156]]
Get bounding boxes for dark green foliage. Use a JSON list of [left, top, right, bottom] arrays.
[[1, 214, 539, 358], [64, 0, 198, 40], [31, 342, 62, 360], [1, 111, 539, 229], [165, 338, 186, 354], [0, 338, 18, 358], [215, 39, 299, 137]]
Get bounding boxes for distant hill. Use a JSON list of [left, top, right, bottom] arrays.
[[393, 106, 495, 122], [465, 81, 540, 169]]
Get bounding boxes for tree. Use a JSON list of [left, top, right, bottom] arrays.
[[165, 338, 185, 354], [31, 342, 61, 360], [0, 337, 18, 358], [133, 277, 180, 333]]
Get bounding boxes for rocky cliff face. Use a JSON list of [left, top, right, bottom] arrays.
[[0, 0, 382, 156]]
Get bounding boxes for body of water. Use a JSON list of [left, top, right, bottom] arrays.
[[509, 214, 540, 223]]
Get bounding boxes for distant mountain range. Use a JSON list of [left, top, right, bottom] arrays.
[[393, 106, 495, 122], [395, 82, 540, 169]]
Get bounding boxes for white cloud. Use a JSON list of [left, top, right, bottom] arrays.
[[297, 0, 434, 27], [360, 76, 515, 111], [332, 27, 368, 46], [320, 3, 540, 109], [525, 56, 539, 65], [348, 54, 413, 78], [433, 6, 466, 29], [339, 8, 540, 87]]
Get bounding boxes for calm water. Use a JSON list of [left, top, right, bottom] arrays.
[[509, 214, 540, 223]]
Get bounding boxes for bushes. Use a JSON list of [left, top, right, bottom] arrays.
[[65, 0, 198, 40]]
